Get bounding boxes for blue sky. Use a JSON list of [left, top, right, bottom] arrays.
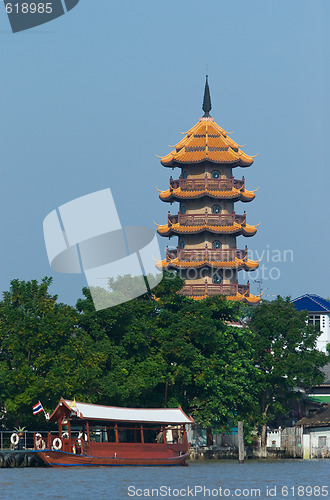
[[0, 0, 329, 304]]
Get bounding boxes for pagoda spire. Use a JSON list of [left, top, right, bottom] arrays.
[[202, 75, 212, 117]]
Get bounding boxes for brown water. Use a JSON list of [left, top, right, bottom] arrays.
[[0, 459, 329, 499]]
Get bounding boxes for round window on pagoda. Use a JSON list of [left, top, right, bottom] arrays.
[[179, 240, 185, 249], [212, 170, 220, 179], [212, 205, 221, 214], [181, 205, 186, 215], [212, 274, 222, 284], [182, 171, 188, 179], [212, 240, 222, 249]]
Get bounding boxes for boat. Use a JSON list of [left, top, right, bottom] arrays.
[[33, 398, 193, 467]]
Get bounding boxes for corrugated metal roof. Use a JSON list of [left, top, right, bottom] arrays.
[[291, 294, 330, 313], [64, 400, 193, 424], [296, 403, 330, 427]]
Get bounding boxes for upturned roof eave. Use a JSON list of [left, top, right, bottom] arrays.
[[160, 157, 253, 168]]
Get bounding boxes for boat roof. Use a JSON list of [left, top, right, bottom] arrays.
[[49, 398, 193, 424]]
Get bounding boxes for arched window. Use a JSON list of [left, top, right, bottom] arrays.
[[212, 205, 221, 214], [181, 205, 186, 215], [179, 240, 185, 249], [212, 274, 222, 284], [211, 170, 220, 179], [212, 240, 221, 249], [182, 171, 188, 179]]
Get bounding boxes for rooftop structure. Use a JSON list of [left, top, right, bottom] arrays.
[[292, 294, 330, 352], [156, 77, 260, 303]]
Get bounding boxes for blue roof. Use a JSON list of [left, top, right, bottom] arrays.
[[291, 294, 330, 313]]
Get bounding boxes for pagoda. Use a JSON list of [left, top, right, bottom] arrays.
[[156, 77, 260, 303]]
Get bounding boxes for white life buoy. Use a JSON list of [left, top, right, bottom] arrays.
[[62, 432, 69, 439], [10, 433, 19, 446], [77, 432, 88, 442], [52, 437, 62, 450]]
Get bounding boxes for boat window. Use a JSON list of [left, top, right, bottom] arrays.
[[143, 426, 164, 444], [89, 428, 108, 443], [165, 426, 185, 444], [69, 424, 85, 440], [211, 170, 220, 179], [107, 427, 116, 443], [118, 427, 142, 443]]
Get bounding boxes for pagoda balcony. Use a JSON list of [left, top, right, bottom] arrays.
[[166, 246, 248, 262], [169, 176, 245, 192], [168, 212, 246, 227], [177, 281, 250, 297]]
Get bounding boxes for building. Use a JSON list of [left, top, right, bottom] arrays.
[[156, 77, 260, 303], [296, 404, 330, 458], [291, 294, 330, 352]]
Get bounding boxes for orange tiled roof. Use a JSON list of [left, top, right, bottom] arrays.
[[156, 222, 258, 237], [186, 292, 261, 304], [160, 117, 254, 167], [159, 186, 255, 202], [156, 257, 259, 271]]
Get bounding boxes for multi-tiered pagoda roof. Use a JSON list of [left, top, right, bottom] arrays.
[[156, 77, 261, 304]]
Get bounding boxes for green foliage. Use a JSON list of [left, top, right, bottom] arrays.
[[76, 273, 259, 431], [0, 278, 104, 429], [0, 275, 327, 435], [249, 296, 329, 428]]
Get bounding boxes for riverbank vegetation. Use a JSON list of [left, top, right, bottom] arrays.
[[0, 275, 328, 435]]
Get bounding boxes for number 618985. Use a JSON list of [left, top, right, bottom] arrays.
[[5, 3, 53, 14]]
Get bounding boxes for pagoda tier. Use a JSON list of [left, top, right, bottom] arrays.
[[156, 246, 259, 272], [158, 176, 256, 203], [177, 281, 261, 305], [157, 76, 260, 304], [156, 212, 258, 237], [160, 118, 254, 168]]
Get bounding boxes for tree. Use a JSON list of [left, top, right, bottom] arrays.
[[76, 272, 260, 431], [0, 278, 104, 428], [249, 296, 329, 446]]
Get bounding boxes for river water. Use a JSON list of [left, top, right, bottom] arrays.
[[0, 460, 329, 500]]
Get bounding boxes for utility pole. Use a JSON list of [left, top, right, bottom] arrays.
[[238, 421, 244, 464]]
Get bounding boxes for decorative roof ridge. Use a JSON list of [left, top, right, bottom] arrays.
[[199, 116, 214, 122]]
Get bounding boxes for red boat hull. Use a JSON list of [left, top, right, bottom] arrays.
[[36, 450, 189, 467]]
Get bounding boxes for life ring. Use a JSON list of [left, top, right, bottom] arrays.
[[62, 432, 69, 439], [52, 437, 62, 450], [10, 433, 19, 446], [78, 432, 88, 442]]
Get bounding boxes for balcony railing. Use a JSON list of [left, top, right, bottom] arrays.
[[169, 177, 245, 192], [166, 247, 248, 262], [168, 212, 246, 227], [178, 282, 250, 297]]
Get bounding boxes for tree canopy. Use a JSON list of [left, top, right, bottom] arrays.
[[249, 296, 328, 444], [0, 278, 104, 428], [0, 277, 328, 436]]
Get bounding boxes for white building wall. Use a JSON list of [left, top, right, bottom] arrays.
[[310, 430, 330, 458], [266, 430, 281, 448], [316, 314, 330, 352]]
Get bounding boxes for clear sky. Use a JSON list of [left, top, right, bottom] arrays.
[[0, 0, 329, 305]]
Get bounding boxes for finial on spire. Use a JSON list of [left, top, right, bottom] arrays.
[[202, 74, 212, 117]]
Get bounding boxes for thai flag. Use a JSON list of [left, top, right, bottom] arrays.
[[32, 401, 44, 415]]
